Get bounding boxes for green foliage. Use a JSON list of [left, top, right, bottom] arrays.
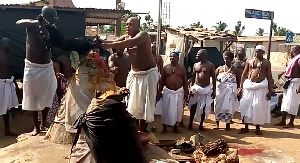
[[234, 21, 245, 36], [190, 21, 203, 28], [256, 28, 265, 36], [212, 21, 228, 32]]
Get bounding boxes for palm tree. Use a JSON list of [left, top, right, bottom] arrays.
[[277, 27, 292, 36], [212, 21, 228, 32], [256, 28, 265, 36], [233, 21, 245, 36], [190, 21, 204, 28]]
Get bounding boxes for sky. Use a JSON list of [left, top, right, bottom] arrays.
[[2, 0, 300, 36]]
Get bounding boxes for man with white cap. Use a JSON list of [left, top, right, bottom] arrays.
[[275, 45, 300, 128], [238, 45, 273, 135]]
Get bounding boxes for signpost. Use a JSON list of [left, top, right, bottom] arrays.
[[286, 32, 294, 43], [245, 9, 274, 60]]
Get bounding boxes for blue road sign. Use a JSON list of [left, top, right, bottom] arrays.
[[286, 32, 294, 43], [245, 9, 273, 20]]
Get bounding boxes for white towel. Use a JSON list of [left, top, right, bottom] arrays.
[[214, 81, 238, 116], [161, 87, 184, 126], [188, 84, 212, 122], [281, 78, 300, 115], [22, 59, 57, 111], [240, 78, 271, 125], [126, 67, 159, 122], [0, 77, 19, 115]]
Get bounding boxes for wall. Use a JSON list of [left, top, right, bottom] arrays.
[[203, 40, 221, 51], [0, 7, 86, 79]]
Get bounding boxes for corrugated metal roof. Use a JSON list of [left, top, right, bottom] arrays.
[[238, 36, 286, 42], [165, 27, 237, 41], [0, 4, 131, 13]]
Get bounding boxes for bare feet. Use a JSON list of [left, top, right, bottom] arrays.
[[4, 131, 18, 136], [238, 128, 249, 134], [179, 122, 186, 128], [40, 126, 49, 131], [283, 123, 295, 128], [188, 124, 193, 131], [29, 128, 40, 136], [199, 126, 205, 132], [275, 122, 286, 126], [173, 127, 181, 134], [255, 130, 263, 135]]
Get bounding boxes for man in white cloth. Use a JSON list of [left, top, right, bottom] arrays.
[[188, 49, 216, 131], [0, 38, 19, 136], [214, 51, 241, 131], [157, 51, 188, 134], [102, 17, 159, 132], [276, 45, 300, 128], [16, 6, 58, 136], [238, 45, 273, 135]]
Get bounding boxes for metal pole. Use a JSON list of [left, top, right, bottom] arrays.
[[115, 0, 121, 36], [267, 12, 274, 60], [156, 0, 162, 55]]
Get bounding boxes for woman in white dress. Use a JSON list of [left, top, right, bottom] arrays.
[[214, 51, 241, 130]]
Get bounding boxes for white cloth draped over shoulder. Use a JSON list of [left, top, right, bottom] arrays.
[[22, 59, 57, 111], [188, 84, 212, 122], [0, 76, 19, 115], [214, 72, 238, 122], [281, 78, 300, 115], [126, 67, 159, 122], [240, 78, 270, 125], [161, 87, 184, 126]]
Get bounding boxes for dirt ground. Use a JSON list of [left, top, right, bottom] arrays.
[[0, 108, 299, 163]]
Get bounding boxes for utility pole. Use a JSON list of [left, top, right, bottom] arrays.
[[115, 0, 121, 36], [267, 12, 274, 60], [156, 0, 162, 55]]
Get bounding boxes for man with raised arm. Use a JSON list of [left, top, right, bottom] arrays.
[[16, 6, 98, 136], [102, 17, 159, 132]]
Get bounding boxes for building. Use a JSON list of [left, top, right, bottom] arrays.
[[0, 3, 129, 78], [237, 36, 286, 58]]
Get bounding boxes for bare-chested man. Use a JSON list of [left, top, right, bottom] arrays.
[[102, 17, 159, 132], [56, 51, 75, 80], [0, 38, 19, 136], [151, 42, 164, 74], [232, 47, 246, 72], [157, 51, 188, 134], [108, 48, 131, 88], [276, 45, 300, 128], [238, 45, 273, 135], [16, 6, 97, 135], [188, 49, 216, 131]]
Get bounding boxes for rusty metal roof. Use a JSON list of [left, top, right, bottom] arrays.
[[165, 27, 237, 41]]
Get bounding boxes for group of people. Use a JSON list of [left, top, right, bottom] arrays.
[[0, 5, 299, 139]]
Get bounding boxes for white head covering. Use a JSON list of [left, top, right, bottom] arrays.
[[255, 45, 265, 52]]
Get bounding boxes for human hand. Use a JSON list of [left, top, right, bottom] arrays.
[[156, 92, 162, 102], [266, 92, 272, 100], [111, 66, 119, 74], [237, 88, 243, 98], [211, 91, 216, 99]]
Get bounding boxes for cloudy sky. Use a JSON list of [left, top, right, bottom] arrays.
[[2, 0, 300, 36]]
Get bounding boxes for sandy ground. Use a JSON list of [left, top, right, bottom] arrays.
[[0, 108, 299, 163]]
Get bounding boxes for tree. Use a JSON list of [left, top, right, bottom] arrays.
[[141, 14, 156, 32], [233, 21, 245, 36], [190, 21, 203, 28], [103, 25, 114, 33], [212, 21, 228, 32], [272, 22, 292, 36], [277, 27, 292, 36], [256, 28, 265, 36]]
